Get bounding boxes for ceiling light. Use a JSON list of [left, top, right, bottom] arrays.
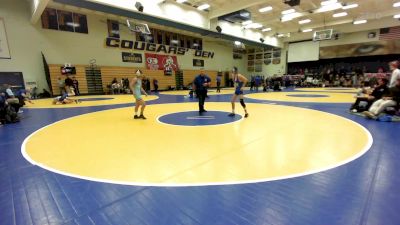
[[242, 20, 252, 25], [245, 23, 263, 29], [299, 19, 311, 24], [252, 23, 263, 29], [259, 6, 273, 12], [262, 27, 272, 32], [176, 0, 187, 3], [394, 14, 400, 18], [282, 9, 295, 15], [342, 3, 358, 9], [277, 34, 285, 37], [333, 12, 348, 17], [321, 0, 337, 6], [281, 12, 302, 22], [302, 29, 313, 32], [353, 19, 367, 25], [234, 41, 242, 46], [315, 2, 343, 13], [394, 2, 400, 7], [197, 3, 210, 10]]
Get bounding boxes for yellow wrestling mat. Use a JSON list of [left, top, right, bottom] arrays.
[[23, 102, 372, 186], [24, 95, 159, 108], [295, 87, 359, 93], [160, 89, 233, 95], [245, 92, 356, 103]]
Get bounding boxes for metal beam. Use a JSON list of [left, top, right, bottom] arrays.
[[53, 0, 275, 48], [208, 0, 266, 19], [31, 0, 50, 24]]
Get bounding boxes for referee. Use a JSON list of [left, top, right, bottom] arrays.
[[193, 68, 211, 113]]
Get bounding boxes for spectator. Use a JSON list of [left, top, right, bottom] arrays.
[[364, 77, 400, 119], [57, 77, 65, 94], [64, 76, 74, 93], [389, 61, 400, 88], [153, 78, 159, 92], [350, 78, 389, 112], [3, 84, 21, 113], [111, 78, 120, 94], [72, 77, 80, 96]]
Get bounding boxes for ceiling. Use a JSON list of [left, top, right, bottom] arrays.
[[182, 0, 400, 41]]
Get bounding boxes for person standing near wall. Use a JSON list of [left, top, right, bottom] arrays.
[[72, 77, 80, 96], [193, 68, 211, 114], [64, 76, 74, 95], [153, 78, 159, 92], [389, 61, 400, 88], [216, 74, 222, 93], [57, 77, 65, 95]]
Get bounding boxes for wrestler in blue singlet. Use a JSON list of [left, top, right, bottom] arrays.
[[134, 78, 142, 100], [234, 75, 244, 95]]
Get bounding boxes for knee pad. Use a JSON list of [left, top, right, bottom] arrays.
[[240, 99, 246, 108]]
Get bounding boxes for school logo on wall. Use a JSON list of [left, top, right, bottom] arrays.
[[105, 37, 215, 59], [145, 53, 179, 71]]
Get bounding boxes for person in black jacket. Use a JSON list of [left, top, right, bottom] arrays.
[[364, 77, 400, 118], [350, 78, 389, 112]]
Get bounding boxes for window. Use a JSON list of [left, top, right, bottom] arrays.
[[107, 19, 119, 38], [41, 8, 58, 30], [186, 37, 192, 49], [57, 10, 74, 32], [156, 31, 163, 44], [165, 32, 171, 46], [41, 8, 88, 34], [179, 35, 185, 48], [73, 13, 88, 33]]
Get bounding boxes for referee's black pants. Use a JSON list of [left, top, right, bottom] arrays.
[[196, 89, 207, 112]]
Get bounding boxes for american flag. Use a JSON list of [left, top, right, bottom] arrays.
[[379, 26, 400, 41]]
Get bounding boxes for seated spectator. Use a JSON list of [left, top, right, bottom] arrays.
[[0, 93, 6, 124], [0, 92, 19, 124], [111, 78, 121, 94], [364, 77, 400, 119], [65, 76, 74, 92], [3, 84, 22, 113], [350, 78, 389, 112]]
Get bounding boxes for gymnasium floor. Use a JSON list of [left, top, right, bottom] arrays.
[[1, 87, 400, 225]]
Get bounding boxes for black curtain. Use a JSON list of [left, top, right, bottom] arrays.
[[41, 52, 52, 95]]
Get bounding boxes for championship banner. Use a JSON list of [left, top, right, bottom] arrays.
[[193, 59, 204, 67], [145, 53, 179, 71], [122, 52, 142, 63]]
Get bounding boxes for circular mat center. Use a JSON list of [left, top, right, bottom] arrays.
[[286, 94, 329, 98], [158, 111, 242, 126], [78, 97, 114, 102], [22, 103, 372, 186]]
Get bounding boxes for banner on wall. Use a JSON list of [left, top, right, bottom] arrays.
[[320, 40, 400, 59], [105, 37, 215, 58], [145, 53, 179, 71], [122, 52, 142, 63], [193, 59, 204, 67], [0, 18, 11, 59]]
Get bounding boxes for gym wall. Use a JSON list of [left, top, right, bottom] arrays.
[[0, 0, 245, 91]]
